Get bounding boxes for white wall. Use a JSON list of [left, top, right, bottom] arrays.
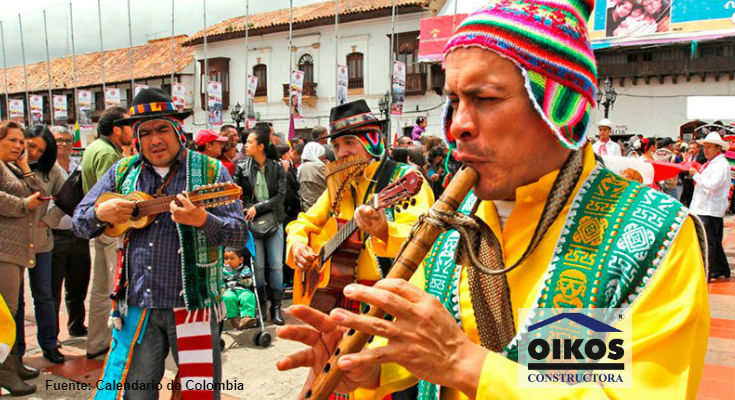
[[588, 75, 735, 138], [190, 11, 734, 143], [190, 11, 455, 139]]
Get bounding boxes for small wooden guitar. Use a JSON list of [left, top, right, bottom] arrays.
[[293, 171, 423, 312], [94, 182, 242, 237]]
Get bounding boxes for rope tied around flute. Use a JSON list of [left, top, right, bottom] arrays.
[[400, 149, 585, 352]]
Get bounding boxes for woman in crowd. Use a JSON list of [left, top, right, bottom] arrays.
[[234, 124, 287, 325], [297, 142, 326, 211], [15, 125, 67, 365], [0, 120, 45, 396]]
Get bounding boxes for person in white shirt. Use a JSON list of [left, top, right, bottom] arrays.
[[592, 118, 622, 156], [689, 132, 732, 281]]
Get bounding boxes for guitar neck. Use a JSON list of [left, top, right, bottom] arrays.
[[135, 195, 179, 217], [322, 218, 359, 262]]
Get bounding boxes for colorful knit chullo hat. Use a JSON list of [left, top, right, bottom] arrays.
[[442, 0, 598, 150]]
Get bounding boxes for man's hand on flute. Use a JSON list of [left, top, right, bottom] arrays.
[[276, 305, 381, 395], [276, 278, 489, 398]]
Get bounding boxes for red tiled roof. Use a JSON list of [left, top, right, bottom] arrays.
[[184, 0, 429, 46], [0, 35, 194, 95]]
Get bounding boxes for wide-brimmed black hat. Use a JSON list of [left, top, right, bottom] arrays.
[[319, 99, 385, 140], [114, 87, 192, 126]]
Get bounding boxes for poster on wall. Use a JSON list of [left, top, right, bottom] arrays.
[[290, 70, 304, 119], [336, 64, 348, 105], [105, 88, 121, 108], [171, 82, 187, 110], [29, 95, 43, 124], [246, 74, 259, 124], [78, 90, 93, 126], [9, 99, 24, 124], [53, 95, 68, 124], [593, 0, 735, 41], [207, 81, 223, 126], [134, 84, 149, 97], [391, 61, 405, 116], [604, 0, 671, 37]]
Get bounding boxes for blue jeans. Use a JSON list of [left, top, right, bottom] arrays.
[[16, 251, 59, 354], [253, 225, 284, 291], [123, 308, 222, 400]]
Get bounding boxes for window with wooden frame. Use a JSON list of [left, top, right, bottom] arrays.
[[253, 64, 267, 97], [298, 54, 315, 84], [346, 52, 364, 89], [199, 57, 230, 110], [391, 31, 426, 95]]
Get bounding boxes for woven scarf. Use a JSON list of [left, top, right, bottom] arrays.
[[460, 149, 585, 351], [172, 306, 222, 400]]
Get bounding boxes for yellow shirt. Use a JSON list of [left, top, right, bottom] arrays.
[[364, 146, 709, 400], [286, 161, 435, 280], [0, 293, 15, 363]]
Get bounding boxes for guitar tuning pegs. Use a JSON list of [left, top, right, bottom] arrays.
[[410, 198, 417, 206]]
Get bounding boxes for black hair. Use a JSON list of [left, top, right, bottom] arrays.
[[220, 124, 236, 133], [416, 116, 426, 125], [24, 124, 58, 177], [276, 143, 290, 159], [293, 142, 305, 156], [309, 126, 327, 142], [392, 147, 409, 163], [324, 147, 336, 162], [408, 147, 425, 167], [428, 146, 446, 164], [640, 137, 657, 153], [97, 106, 128, 137], [225, 247, 246, 258], [250, 125, 278, 160]]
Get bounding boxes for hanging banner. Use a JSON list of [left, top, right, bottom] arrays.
[[29, 95, 44, 125], [207, 80, 223, 126], [53, 95, 68, 124], [336, 64, 348, 106], [246, 74, 259, 124], [418, 14, 469, 62], [134, 84, 149, 97], [78, 90, 93, 126], [290, 70, 304, 119], [171, 82, 187, 110], [9, 99, 24, 124], [105, 87, 121, 108], [391, 61, 405, 116]]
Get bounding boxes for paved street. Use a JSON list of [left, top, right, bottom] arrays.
[[6, 220, 735, 399]]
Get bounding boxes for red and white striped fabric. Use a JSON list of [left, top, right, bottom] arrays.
[[174, 307, 215, 399]]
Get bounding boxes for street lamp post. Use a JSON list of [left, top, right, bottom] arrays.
[[230, 102, 244, 131], [595, 77, 618, 119], [377, 91, 391, 146]]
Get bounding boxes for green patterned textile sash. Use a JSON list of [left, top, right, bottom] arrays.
[[114, 150, 224, 311], [418, 193, 477, 400], [417, 164, 688, 399]]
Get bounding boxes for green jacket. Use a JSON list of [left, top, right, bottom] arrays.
[[81, 137, 123, 194]]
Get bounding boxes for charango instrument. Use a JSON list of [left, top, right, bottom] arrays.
[[300, 166, 479, 400]]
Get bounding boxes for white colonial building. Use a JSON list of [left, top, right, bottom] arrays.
[[183, 0, 734, 141]]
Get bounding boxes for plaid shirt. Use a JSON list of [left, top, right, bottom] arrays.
[[73, 150, 247, 309]]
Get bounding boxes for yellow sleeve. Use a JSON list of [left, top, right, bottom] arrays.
[[353, 262, 428, 400], [0, 293, 15, 363], [370, 173, 434, 258], [285, 190, 331, 270], [475, 216, 709, 399]]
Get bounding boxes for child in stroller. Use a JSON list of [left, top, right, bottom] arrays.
[[223, 247, 258, 330]]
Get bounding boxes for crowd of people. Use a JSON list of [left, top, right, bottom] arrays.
[[0, 0, 723, 397], [0, 84, 452, 396], [591, 118, 733, 281]]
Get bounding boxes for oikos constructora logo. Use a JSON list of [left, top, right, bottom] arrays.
[[517, 308, 632, 388]]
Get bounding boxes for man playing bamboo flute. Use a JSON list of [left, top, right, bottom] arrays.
[[276, 1, 710, 399]]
